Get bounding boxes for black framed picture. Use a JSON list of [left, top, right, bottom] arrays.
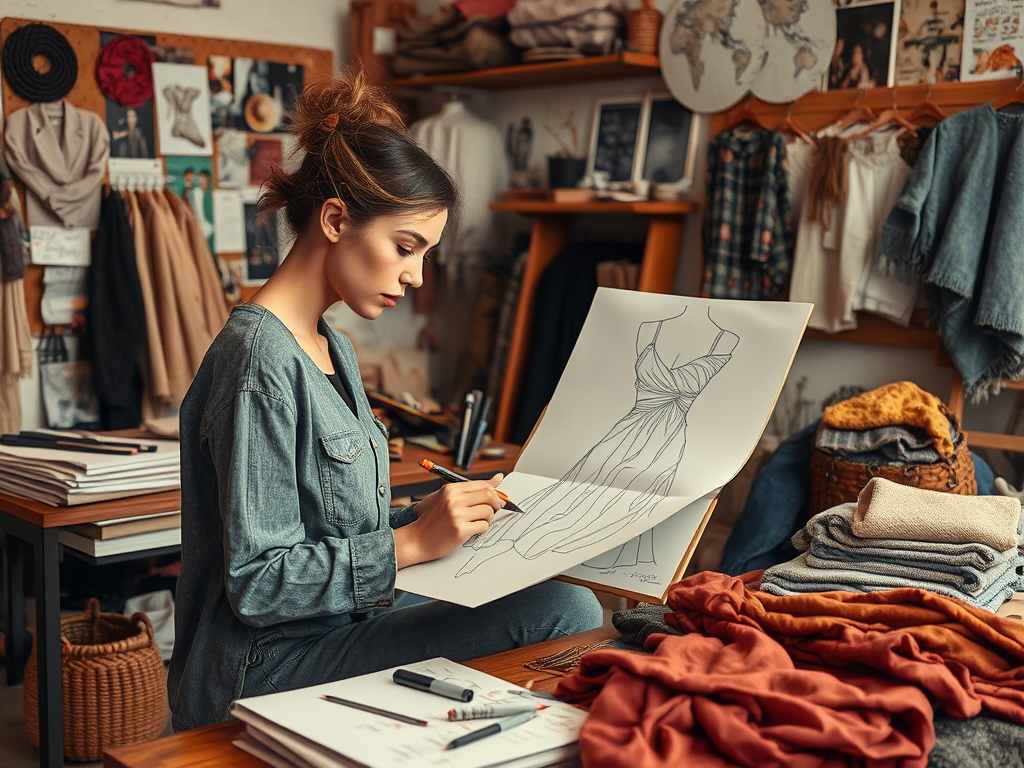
[[635, 89, 699, 188], [587, 96, 644, 185], [829, 0, 900, 89]]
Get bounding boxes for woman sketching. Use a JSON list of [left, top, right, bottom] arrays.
[[458, 307, 737, 576], [168, 70, 601, 732]]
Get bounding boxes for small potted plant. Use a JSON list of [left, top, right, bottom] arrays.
[[544, 108, 586, 189]]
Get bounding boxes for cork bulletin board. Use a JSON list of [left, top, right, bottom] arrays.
[[0, 16, 333, 334]]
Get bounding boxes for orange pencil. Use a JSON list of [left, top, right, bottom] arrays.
[[419, 459, 524, 513]]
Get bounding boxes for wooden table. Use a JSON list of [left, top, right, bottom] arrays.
[[0, 441, 519, 768], [103, 626, 618, 768]]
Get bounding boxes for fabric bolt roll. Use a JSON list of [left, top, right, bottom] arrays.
[[822, 381, 954, 457], [557, 571, 1024, 768], [855, 477, 1021, 551], [761, 551, 1022, 612], [815, 422, 954, 464], [794, 504, 1019, 572]]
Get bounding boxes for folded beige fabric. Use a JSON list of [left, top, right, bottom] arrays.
[[853, 477, 1022, 551]]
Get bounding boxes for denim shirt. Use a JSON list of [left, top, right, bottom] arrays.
[[167, 304, 417, 731], [880, 104, 1024, 397]]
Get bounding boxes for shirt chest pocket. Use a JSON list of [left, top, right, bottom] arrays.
[[317, 430, 377, 529]]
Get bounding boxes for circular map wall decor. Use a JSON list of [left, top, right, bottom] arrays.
[[659, 0, 768, 113], [751, 0, 836, 103]]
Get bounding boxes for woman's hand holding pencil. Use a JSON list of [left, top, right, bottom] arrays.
[[392, 472, 505, 568]]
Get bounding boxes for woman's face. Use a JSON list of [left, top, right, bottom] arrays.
[[327, 207, 447, 319], [852, 45, 864, 65]]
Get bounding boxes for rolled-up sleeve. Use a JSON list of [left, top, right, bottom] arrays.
[[206, 389, 398, 626]]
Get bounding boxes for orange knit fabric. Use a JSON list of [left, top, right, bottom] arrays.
[[556, 572, 1024, 768], [821, 381, 954, 457]]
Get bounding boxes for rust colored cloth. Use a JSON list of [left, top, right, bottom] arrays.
[[557, 571, 1024, 767], [821, 381, 954, 458], [558, 627, 934, 768]]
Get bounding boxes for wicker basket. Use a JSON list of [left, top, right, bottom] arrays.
[[24, 598, 166, 762], [807, 422, 977, 519], [626, 1, 662, 55]]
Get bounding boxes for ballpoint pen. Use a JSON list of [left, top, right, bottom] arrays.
[[321, 694, 428, 726], [444, 710, 536, 750], [419, 459, 525, 514]]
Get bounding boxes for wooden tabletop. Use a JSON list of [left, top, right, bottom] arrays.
[[0, 443, 521, 529], [103, 626, 618, 768]]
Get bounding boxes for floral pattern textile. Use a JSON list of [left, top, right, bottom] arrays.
[[702, 127, 793, 300]]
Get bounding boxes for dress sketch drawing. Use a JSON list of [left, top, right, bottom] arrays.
[[457, 307, 738, 576]]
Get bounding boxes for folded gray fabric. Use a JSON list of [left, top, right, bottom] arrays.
[[815, 423, 957, 464], [761, 552, 1023, 612], [929, 712, 1024, 768], [793, 504, 1018, 569], [611, 602, 682, 649], [804, 550, 1004, 594]]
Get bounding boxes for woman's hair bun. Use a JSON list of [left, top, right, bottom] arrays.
[[291, 68, 405, 155]]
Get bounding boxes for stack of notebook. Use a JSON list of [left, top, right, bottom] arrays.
[[230, 657, 585, 768], [0, 430, 179, 506], [59, 511, 182, 557]]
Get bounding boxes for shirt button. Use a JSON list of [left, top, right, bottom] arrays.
[[378, 485, 387, 496]]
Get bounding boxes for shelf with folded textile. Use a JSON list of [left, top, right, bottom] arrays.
[[487, 198, 696, 442], [389, 51, 661, 90]]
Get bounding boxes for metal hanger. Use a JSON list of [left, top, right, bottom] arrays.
[[905, 83, 948, 124], [833, 89, 878, 133], [778, 101, 814, 144]]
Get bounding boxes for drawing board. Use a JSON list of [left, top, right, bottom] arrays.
[[395, 290, 811, 607]]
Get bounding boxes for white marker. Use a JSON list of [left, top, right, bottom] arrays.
[[447, 701, 542, 721]]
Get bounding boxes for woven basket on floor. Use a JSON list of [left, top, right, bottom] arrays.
[[807, 417, 977, 519], [23, 598, 165, 762], [626, 1, 662, 54]]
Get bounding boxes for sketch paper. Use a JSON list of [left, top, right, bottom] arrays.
[[560, 490, 720, 602], [396, 291, 811, 607], [231, 658, 585, 768], [151, 63, 213, 156], [30, 227, 90, 266], [213, 190, 245, 252]]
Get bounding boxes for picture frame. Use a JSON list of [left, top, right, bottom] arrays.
[[633, 89, 700, 189], [586, 95, 644, 188], [828, 0, 900, 90]]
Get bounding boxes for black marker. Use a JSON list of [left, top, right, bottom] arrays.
[[445, 710, 536, 750], [393, 669, 474, 701]]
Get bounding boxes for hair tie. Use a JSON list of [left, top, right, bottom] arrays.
[[96, 35, 155, 108], [323, 113, 339, 131], [2, 23, 78, 103]]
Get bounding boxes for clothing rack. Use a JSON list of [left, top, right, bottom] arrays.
[[710, 79, 1024, 137]]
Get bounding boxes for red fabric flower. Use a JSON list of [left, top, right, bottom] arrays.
[[97, 35, 156, 108]]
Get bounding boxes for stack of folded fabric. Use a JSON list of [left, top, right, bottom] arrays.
[[762, 477, 1024, 612], [392, 3, 519, 77], [808, 381, 978, 517], [508, 0, 625, 58]]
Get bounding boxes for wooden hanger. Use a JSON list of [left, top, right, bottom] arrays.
[[992, 74, 1024, 111], [905, 83, 948, 124], [833, 89, 878, 133], [730, 95, 765, 130], [778, 101, 814, 144], [850, 88, 917, 139]]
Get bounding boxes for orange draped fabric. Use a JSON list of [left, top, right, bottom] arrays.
[[556, 572, 1024, 767]]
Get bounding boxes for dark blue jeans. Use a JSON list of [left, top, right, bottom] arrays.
[[239, 580, 603, 699]]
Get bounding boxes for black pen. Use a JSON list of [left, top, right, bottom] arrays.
[[444, 710, 536, 750], [418, 459, 525, 514], [321, 694, 428, 726]]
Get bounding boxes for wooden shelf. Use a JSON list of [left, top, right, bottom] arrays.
[[803, 312, 939, 349], [491, 200, 696, 215], [390, 52, 661, 90]]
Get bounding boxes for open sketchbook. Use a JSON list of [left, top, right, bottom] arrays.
[[230, 658, 586, 768], [396, 290, 811, 607]]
